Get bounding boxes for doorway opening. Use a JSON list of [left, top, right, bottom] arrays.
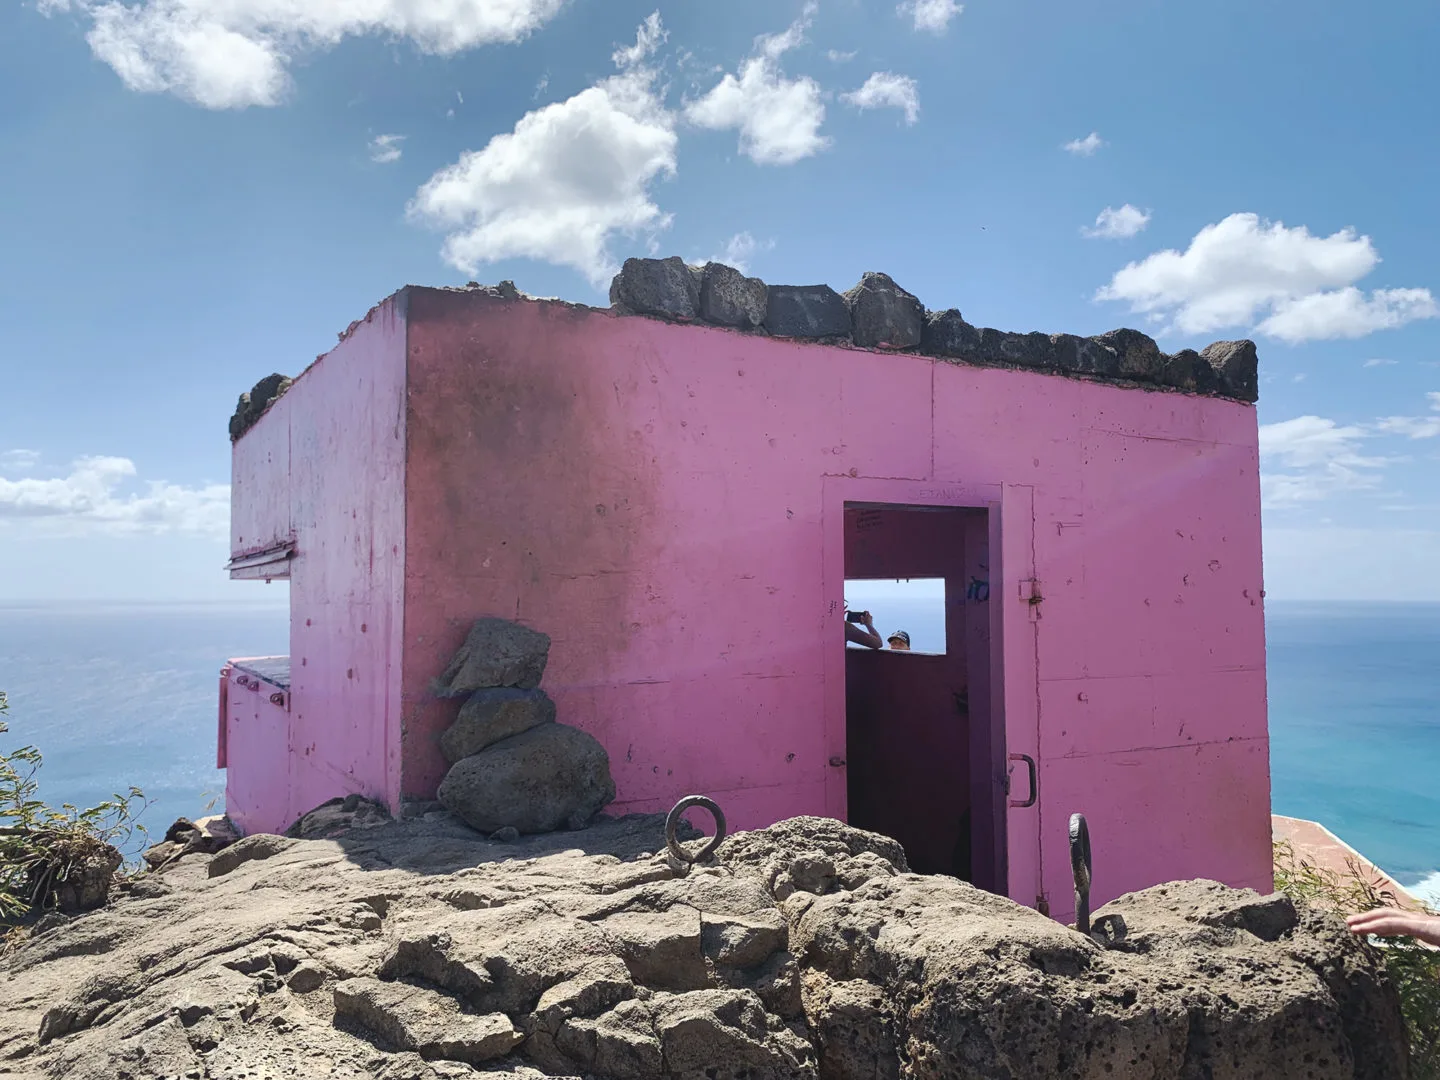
[[842, 502, 1004, 892]]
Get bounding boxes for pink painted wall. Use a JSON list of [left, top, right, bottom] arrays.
[[226, 296, 408, 832], [394, 290, 1270, 919], [230, 389, 291, 567], [219, 663, 290, 835]]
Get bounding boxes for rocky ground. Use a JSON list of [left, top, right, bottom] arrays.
[[0, 808, 1410, 1080]]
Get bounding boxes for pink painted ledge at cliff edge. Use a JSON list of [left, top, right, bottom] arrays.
[[1274, 814, 1425, 911]]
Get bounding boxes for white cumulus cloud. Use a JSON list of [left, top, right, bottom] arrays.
[[407, 14, 677, 288], [842, 72, 919, 125], [1096, 213, 1439, 342], [899, 0, 962, 34], [42, 0, 568, 109], [684, 4, 829, 166], [1082, 204, 1151, 240], [368, 133, 405, 164], [1064, 131, 1103, 156], [1256, 287, 1438, 343], [0, 454, 229, 535]]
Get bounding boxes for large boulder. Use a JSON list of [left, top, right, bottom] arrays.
[[433, 618, 551, 696], [844, 272, 925, 349], [698, 263, 767, 329], [763, 285, 852, 339], [437, 723, 616, 834], [1093, 327, 1167, 382], [440, 687, 557, 764], [1203, 339, 1261, 402], [609, 256, 702, 320]]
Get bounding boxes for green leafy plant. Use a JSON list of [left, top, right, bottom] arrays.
[[1274, 839, 1440, 1078], [1, 689, 151, 924]]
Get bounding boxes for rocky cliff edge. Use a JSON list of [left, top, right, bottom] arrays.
[[0, 808, 1408, 1080]]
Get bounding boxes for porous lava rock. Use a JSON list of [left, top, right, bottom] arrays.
[[0, 810, 1407, 1080]]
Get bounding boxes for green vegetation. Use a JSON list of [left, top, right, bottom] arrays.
[[1274, 839, 1440, 1078], [1, 689, 149, 930]]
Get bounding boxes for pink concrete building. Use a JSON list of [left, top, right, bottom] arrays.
[[218, 260, 1271, 922]]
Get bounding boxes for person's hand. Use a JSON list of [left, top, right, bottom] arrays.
[[861, 612, 874, 630], [1346, 907, 1440, 947]]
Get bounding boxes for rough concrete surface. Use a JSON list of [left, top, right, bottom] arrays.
[[0, 812, 1407, 1080]]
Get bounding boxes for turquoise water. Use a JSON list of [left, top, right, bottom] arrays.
[[0, 599, 1436, 904]]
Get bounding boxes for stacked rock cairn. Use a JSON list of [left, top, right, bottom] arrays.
[[433, 618, 617, 839]]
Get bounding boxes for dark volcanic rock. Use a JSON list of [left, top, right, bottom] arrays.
[[764, 285, 852, 339], [609, 256, 701, 320], [0, 814, 1408, 1080], [1094, 328, 1167, 382], [844, 272, 924, 349], [437, 723, 616, 834], [1203, 339, 1261, 402], [229, 373, 292, 441], [699, 262, 767, 329], [440, 688, 558, 764], [433, 617, 551, 696]]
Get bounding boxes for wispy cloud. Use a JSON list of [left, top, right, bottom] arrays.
[[898, 0, 963, 34], [1082, 204, 1151, 240], [710, 231, 774, 274], [1376, 392, 1440, 439], [1064, 131, 1104, 156], [0, 450, 40, 474], [1259, 416, 1390, 506], [827, 49, 857, 63], [1364, 358, 1399, 367], [368, 133, 405, 164], [842, 72, 920, 125]]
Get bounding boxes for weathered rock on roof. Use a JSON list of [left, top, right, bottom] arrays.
[[228, 373, 291, 442], [609, 258, 1259, 403], [228, 258, 1261, 440], [0, 807, 1408, 1080]]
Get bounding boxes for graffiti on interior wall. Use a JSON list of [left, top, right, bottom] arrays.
[[966, 566, 990, 603], [854, 509, 884, 532]]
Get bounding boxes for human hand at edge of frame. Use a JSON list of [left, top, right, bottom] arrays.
[[1346, 907, 1440, 947]]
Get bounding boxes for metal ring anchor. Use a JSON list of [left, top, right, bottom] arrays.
[[1070, 812, 1093, 936], [1069, 812, 1127, 946], [665, 795, 727, 865]]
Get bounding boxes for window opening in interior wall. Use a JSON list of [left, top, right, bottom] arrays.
[[844, 577, 946, 654]]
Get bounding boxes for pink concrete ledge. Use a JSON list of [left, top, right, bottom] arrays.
[[1273, 814, 1422, 910]]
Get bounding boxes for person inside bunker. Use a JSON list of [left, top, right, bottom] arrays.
[[844, 602, 883, 649], [1348, 906, 1440, 947], [887, 630, 912, 651]]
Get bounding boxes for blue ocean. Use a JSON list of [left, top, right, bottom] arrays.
[[1, 598, 1437, 907]]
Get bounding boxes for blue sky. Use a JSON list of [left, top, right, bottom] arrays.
[[2, 0, 1438, 602]]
